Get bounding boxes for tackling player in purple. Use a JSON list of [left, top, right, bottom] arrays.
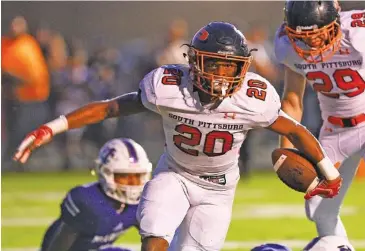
[[40, 138, 152, 251]]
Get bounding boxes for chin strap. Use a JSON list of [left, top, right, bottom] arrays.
[[116, 203, 126, 214]]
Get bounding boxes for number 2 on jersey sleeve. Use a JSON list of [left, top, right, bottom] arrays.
[[161, 68, 183, 85], [308, 69, 365, 98], [351, 12, 365, 28], [173, 124, 234, 157], [246, 79, 267, 101]]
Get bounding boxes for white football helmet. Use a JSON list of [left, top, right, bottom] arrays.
[[303, 236, 355, 251], [95, 138, 152, 205]]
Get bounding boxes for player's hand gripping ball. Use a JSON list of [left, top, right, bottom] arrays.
[[271, 148, 321, 193]]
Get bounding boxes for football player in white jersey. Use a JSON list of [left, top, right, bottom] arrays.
[[275, 0, 365, 249], [14, 22, 342, 251]]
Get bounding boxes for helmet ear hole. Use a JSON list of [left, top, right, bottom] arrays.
[[187, 48, 196, 64], [102, 167, 112, 176]]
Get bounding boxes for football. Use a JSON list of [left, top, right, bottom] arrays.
[[271, 148, 321, 193]]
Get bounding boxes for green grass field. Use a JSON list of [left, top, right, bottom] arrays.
[[2, 171, 365, 251]]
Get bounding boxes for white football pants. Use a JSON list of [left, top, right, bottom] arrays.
[[137, 154, 238, 251], [305, 120, 365, 237]]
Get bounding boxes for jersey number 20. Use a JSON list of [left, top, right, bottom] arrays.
[[173, 124, 234, 157], [246, 80, 267, 101]]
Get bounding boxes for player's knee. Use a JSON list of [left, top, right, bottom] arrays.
[[141, 236, 169, 251], [309, 212, 339, 225]]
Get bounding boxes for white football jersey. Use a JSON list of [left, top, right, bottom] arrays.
[[275, 10, 365, 120], [140, 64, 280, 178]]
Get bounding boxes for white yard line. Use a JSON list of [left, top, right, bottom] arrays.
[[3, 240, 365, 251], [2, 192, 64, 202], [2, 218, 54, 227], [232, 204, 357, 219], [2, 204, 358, 227]]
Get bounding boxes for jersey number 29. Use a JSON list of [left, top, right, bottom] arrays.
[[308, 69, 365, 98]]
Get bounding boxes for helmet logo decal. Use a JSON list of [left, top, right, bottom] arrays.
[[100, 147, 116, 164], [198, 29, 209, 41], [296, 24, 318, 32], [217, 50, 234, 55], [121, 139, 138, 163], [339, 48, 350, 55]]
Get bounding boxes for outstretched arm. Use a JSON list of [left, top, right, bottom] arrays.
[[66, 91, 145, 129], [14, 91, 147, 163]]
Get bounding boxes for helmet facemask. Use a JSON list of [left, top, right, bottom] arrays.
[[112, 171, 150, 205], [285, 20, 341, 63], [97, 163, 151, 205], [188, 47, 252, 99]]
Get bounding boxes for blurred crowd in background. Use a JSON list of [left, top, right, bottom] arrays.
[[1, 14, 322, 174]]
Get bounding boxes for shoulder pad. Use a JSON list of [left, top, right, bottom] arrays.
[[62, 186, 85, 217], [238, 72, 280, 106], [139, 64, 189, 99], [233, 72, 281, 127], [60, 185, 99, 233], [153, 64, 189, 99], [340, 10, 365, 53]]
